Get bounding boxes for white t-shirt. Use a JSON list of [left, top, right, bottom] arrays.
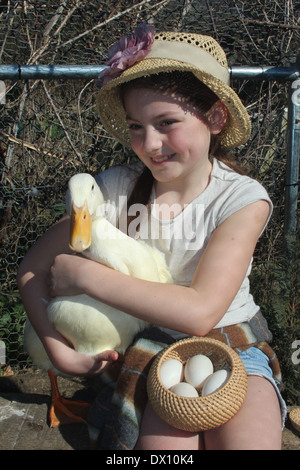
[[96, 158, 272, 335]]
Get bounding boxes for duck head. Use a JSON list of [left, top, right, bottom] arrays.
[[66, 173, 104, 253]]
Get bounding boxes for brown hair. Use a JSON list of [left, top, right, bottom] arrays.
[[120, 71, 244, 229]]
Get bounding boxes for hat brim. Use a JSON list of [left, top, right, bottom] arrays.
[[96, 58, 251, 149]]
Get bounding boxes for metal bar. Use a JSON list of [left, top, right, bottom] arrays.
[[230, 65, 299, 81], [0, 64, 299, 81], [284, 79, 300, 242], [0, 64, 106, 80], [0, 65, 20, 80]]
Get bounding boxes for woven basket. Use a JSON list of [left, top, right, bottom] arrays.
[[289, 408, 300, 433], [147, 337, 248, 432]]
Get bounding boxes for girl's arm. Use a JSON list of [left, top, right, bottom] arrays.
[[17, 216, 118, 376], [49, 199, 270, 336]]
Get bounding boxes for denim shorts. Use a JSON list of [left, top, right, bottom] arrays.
[[238, 346, 287, 428]]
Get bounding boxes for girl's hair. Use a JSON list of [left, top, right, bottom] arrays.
[[120, 71, 244, 228]]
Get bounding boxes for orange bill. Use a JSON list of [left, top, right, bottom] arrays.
[[69, 200, 92, 252]]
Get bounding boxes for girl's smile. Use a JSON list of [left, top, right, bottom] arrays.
[[150, 153, 176, 164]]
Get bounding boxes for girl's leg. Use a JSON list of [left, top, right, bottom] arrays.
[[204, 375, 283, 450], [135, 401, 203, 450]]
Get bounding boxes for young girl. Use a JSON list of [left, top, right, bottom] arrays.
[[18, 24, 286, 450]]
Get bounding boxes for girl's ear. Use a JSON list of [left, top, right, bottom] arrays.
[[207, 101, 227, 134]]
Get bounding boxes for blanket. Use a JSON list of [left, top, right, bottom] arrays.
[[87, 310, 282, 450]]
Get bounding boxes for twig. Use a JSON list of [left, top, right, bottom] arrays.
[[27, 0, 80, 64], [205, 0, 219, 41], [41, 81, 84, 164], [23, 0, 35, 55], [244, 18, 300, 31], [233, 0, 269, 61], [3, 132, 81, 166], [0, 0, 16, 62], [1, 82, 29, 186], [77, 80, 94, 139], [43, 0, 68, 38], [58, 0, 169, 49], [177, 0, 193, 29]]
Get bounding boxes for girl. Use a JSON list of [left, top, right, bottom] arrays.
[[18, 24, 286, 450]]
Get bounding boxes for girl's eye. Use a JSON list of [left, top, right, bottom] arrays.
[[159, 120, 176, 128], [128, 123, 142, 131]]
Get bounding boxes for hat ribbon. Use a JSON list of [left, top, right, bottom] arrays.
[[144, 40, 229, 85]]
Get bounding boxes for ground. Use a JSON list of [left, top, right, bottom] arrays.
[[0, 370, 94, 450], [0, 369, 299, 450]]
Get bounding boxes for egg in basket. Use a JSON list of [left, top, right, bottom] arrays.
[[147, 337, 248, 432]]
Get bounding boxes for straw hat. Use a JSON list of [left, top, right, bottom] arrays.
[[96, 27, 251, 150]]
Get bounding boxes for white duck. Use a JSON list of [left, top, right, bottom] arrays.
[[24, 173, 172, 427]]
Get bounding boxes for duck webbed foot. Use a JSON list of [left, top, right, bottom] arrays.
[[48, 370, 90, 427]]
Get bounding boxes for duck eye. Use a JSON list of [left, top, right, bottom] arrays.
[[91, 184, 94, 191]]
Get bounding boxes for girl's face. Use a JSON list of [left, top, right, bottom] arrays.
[[123, 87, 226, 187]]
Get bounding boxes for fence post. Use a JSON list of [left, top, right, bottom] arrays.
[[284, 77, 300, 257]]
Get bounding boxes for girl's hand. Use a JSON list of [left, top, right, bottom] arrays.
[[46, 338, 119, 377], [48, 253, 91, 297]]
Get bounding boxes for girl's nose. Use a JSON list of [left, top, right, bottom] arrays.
[[143, 127, 162, 154]]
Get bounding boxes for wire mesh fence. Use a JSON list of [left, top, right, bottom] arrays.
[[0, 0, 299, 405]]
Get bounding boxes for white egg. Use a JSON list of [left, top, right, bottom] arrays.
[[159, 358, 184, 389], [201, 369, 231, 396], [171, 382, 199, 398], [184, 354, 214, 388]]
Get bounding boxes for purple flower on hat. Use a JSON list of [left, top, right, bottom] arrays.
[[97, 23, 155, 88]]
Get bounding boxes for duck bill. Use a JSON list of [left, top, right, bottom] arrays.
[[69, 201, 92, 252]]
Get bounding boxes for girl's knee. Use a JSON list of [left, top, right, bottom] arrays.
[[136, 402, 201, 450]]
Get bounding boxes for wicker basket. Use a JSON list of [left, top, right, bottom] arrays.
[[147, 337, 248, 432], [289, 408, 300, 433]]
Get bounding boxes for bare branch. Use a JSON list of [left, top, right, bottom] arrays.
[[0, 0, 16, 62], [243, 18, 300, 31], [77, 79, 94, 139], [43, 0, 68, 38], [27, 0, 80, 64], [233, 0, 269, 61], [41, 81, 84, 164], [59, 0, 170, 49], [1, 82, 29, 185]]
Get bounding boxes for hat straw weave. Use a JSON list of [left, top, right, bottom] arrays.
[[96, 31, 251, 149]]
